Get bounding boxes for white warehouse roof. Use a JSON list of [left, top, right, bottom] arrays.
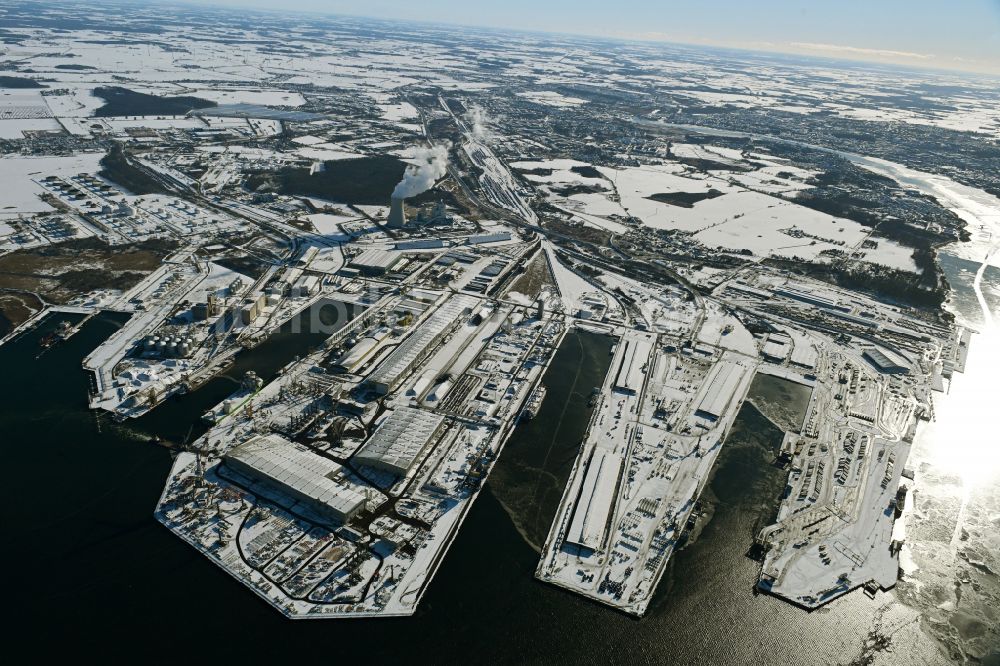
[[333, 336, 380, 373], [565, 448, 622, 552], [366, 294, 476, 394], [353, 407, 446, 476], [790, 341, 818, 369], [612, 334, 653, 393], [694, 361, 747, 420], [225, 434, 365, 522], [349, 248, 400, 271]]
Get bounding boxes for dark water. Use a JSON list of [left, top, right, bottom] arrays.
[[746, 372, 813, 433], [135, 300, 359, 442], [938, 252, 998, 329], [6, 321, 937, 663], [490, 329, 617, 551]]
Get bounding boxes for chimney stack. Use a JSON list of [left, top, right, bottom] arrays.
[[388, 196, 406, 228]]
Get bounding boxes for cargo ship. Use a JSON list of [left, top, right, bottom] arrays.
[[39, 321, 75, 350], [520, 384, 546, 421], [201, 370, 263, 424]]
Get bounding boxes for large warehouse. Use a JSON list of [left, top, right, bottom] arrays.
[[863, 348, 910, 375], [611, 334, 653, 394], [348, 248, 402, 275], [366, 295, 475, 395], [693, 361, 747, 421], [353, 407, 446, 477], [224, 434, 365, 523], [565, 447, 623, 552]]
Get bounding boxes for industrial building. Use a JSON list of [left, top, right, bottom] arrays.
[[292, 274, 321, 297], [395, 238, 446, 251], [825, 308, 879, 328], [694, 361, 747, 420], [467, 231, 511, 245], [297, 245, 319, 266], [772, 286, 851, 313], [224, 434, 366, 523], [564, 447, 622, 552], [353, 407, 446, 476], [348, 248, 402, 275], [332, 335, 382, 373], [192, 293, 222, 321], [726, 282, 772, 300], [762, 334, 790, 363], [413, 201, 450, 225], [612, 335, 653, 393], [789, 341, 818, 370], [366, 295, 476, 394], [863, 348, 910, 374], [238, 294, 266, 325]]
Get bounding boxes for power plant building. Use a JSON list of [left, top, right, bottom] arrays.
[[395, 238, 446, 251], [353, 407, 446, 476], [224, 434, 365, 523], [467, 232, 512, 245]]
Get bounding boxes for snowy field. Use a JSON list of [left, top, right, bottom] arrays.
[[0, 153, 104, 213], [515, 91, 588, 108], [514, 154, 917, 269]]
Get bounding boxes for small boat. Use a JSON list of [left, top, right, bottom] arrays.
[[588, 386, 600, 407]]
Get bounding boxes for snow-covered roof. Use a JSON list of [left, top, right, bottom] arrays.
[[225, 434, 364, 520], [353, 407, 445, 476]]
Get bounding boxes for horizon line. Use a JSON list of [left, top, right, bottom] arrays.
[[158, 0, 1000, 79], [35, 0, 1000, 78]]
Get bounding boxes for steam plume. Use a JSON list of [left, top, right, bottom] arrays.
[[392, 143, 449, 199], [467, 105, 489, 140]]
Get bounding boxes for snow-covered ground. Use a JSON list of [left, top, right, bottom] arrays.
[[848, 155, 1000, 269], [515, 90, 588, 108], [0, 153, 104, 213]]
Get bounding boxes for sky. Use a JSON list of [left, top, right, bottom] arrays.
[[185, 0, 1000, 75]]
